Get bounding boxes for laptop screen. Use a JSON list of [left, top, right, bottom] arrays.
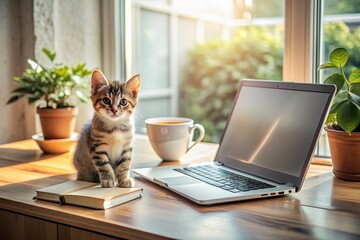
[[216, 80, 335, 189]]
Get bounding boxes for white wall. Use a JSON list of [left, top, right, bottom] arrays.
[[0, 0, 102, 144], [33, 0, 102, 134], [0, 0, 32, 144]]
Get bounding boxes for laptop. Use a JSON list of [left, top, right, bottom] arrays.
[[133, 80, 336, 205]]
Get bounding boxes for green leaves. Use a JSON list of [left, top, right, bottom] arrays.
[[337, 101, 360, 134], [6, 95, 22, 105], [330, 48, 349, 68], [7, 49, 92, 108], [349, 69, 360, 83], [319, 47, 360, 134], [324, 73, 344, 93], [72, 63, 92, 77], [319, 48, 349, 70], [42, 48, 56, 62], [348, 92, 360, 108], [350, 83, 360, 96], [27, 59, 43, 72], [318, 62, 336, 70], [75, 90, 88, 103]]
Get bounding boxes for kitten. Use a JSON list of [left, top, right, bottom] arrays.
[[73, 70, 140, 188]]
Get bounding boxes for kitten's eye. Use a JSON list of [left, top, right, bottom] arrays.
[[119, 99, 128, 106], [102, 97, 111, 105]]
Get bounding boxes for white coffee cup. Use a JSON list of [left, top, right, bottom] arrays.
[[145, 117, 205, 161]]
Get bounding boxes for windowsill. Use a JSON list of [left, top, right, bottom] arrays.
[[312, 156, 332, 166]]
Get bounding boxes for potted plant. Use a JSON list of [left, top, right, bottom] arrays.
[[7, 48, 92, 139], [319, 47, 360, 181]]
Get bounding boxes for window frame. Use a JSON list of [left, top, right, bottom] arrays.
[[283, 0, 312, 83], [101, 0, 128, 81], [284, 0, 331, 163]]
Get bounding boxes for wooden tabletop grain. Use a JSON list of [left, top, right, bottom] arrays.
[[0, 135, 359, 239]]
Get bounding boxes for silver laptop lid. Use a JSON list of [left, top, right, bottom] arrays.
[[215, 80, 335, 191]]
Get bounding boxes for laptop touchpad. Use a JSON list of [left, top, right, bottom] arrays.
[[159, 176, 201, 186]]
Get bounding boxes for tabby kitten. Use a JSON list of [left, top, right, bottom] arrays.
[[73, 70, 140, 188]]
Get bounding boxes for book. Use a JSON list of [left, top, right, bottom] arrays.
[[35, 180, 142, 210]]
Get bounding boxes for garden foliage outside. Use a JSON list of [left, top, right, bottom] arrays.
[[180, 22, 360, 143], [323, 22, 360, 77]]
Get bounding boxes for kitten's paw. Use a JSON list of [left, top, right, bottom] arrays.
[[101, 179, 115, 188], [118, 178, 135, 188]]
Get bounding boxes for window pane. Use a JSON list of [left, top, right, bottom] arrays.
[[132, 0, 284, 142], [204, 23, 223, 41], [317, 0, 360, 157], [173, 0, 234, 18], [251, 0, 284, 17], [139, 10, 170, 90], [137, 98, 171, 117], [178, 17, 196, 82], [136, 97, 171, 133]]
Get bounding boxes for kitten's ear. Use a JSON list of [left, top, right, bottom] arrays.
[[125, 75, 140, 97], [91, 70, 109, 94]]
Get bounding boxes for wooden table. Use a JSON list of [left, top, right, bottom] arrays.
[[0, 135, 360, 239]]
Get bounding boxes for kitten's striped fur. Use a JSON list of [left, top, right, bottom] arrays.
[[73, 70, 140, 188]]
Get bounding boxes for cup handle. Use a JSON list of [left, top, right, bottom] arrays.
[[187, 124, 205, 153]]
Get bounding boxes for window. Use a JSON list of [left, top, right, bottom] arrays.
[[314, 0, 360, 157], [130, 0, 285, 142], [111, 0, 357, 158]]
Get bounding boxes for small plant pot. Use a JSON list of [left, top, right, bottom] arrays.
[[37, 107, 78, 139], [325, 127, 360, 181]]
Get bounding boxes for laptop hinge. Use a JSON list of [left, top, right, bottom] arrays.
[[286, 182, 298, 190], [154, 178, 168, 187]]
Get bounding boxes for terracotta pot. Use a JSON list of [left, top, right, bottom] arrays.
[[37, 107, 78, 139], [325, 127, 360, 181]]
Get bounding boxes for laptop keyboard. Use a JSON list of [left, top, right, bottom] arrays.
[[175, 165, 275, 193]]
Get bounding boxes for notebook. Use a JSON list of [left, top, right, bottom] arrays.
[[133, 80, 335, 205], [35, 180, 143, 209]]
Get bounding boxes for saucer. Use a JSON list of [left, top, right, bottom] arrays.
[[32, 132, 80, 154]]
